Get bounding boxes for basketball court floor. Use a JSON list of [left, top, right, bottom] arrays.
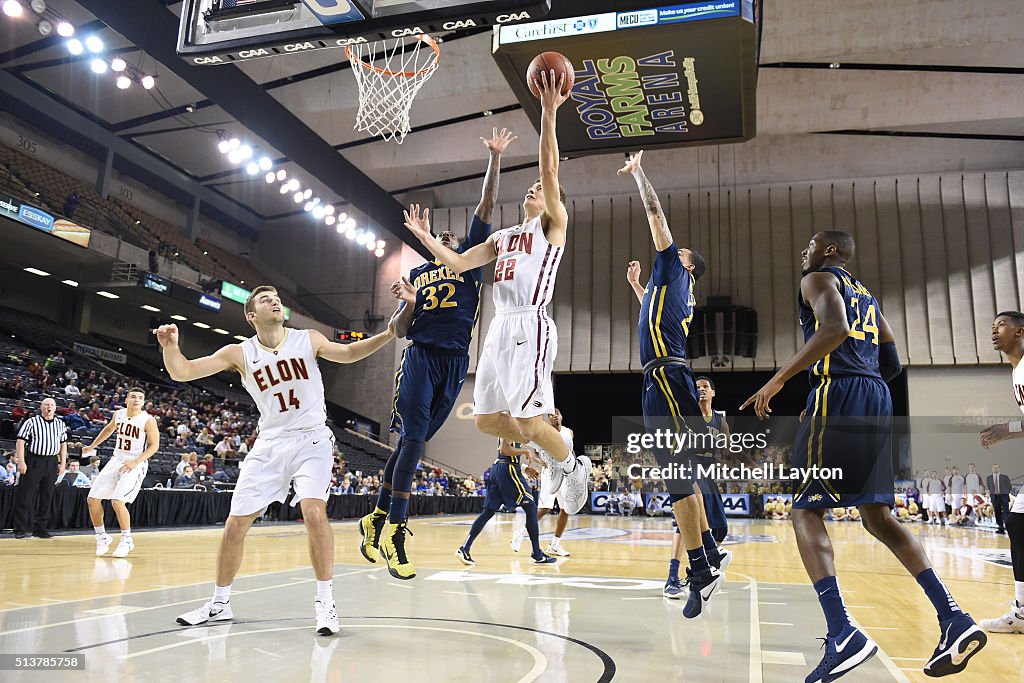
[[0, 514, 1019, 682]]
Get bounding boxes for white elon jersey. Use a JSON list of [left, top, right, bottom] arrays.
[[1012, 361, 1024, 514], [491, 214, 563, 310], [240, 328, 327, 439], [113, 409, 151, 460]]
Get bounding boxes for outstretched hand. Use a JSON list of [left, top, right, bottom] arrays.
[[403, 204, 432, 243], [154, 324, 179, 348], [626, 260, 641, 285], [740, 377, 784, 420], [391, 276, 417, 305], [618, 151, 644, 176], [980, 422, 1011, 449], [481, 127, 517, 155], [533, 69, 570, 112]]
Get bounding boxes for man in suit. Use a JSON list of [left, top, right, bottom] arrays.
[[987, 464, 1012, 534]]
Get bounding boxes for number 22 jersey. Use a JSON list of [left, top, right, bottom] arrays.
[[239, 328, 327, 439]]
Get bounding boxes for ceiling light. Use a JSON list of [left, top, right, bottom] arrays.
[[376, 240, 385, 249], [338, 212, 348, 223], [238, 145, 252, 160], [287, 179, 300, 191], [227, 148, 244, 164], [303, 201, 313, 212], [56, 21, 73, 37], [213, 328, 229, 335], [356, 232, 367, 245], [141, 75, 154, 89], [217, 139, 230, 154], [170, 314, 187, 321], [227, 137, 240, 150], [61, 279, 78, 287], [90, 58, 107, 74], [303, 189, 312, 199], [36, 19, 51, 36], [365, 239, 375, 251], [336, 224, 345, 234], [279, 185, 289, 195], [96, 290, 119, 299], [276, 169, 286, 181], [116, 75, 131, 89], [265, 172, 276, 184], [345, 228, 355, 240], [233, 335, 248, 341], [66, 38, 83, 55], [325, 215, 336, 226], [2, 1, 23, 18], [23, 267, 49, 276], [110, 56, 126, 72], [343, 217, 356, 231], [366, 231, 375, 243], [245, 161, 259, 175], [258, 156, 272, 171], [29, 0, 43, 13], [193, 322, 211, 329], [85, 35, 103, 53], [293, 192, 303, 203], [375, 248, 384, 258], [312, 206, 325, 219], [202, 251, 208, 255], [141, 304, 161, 312], [324, 205, 334, 215]]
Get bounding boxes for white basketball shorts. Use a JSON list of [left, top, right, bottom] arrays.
[[229, 425, 334, 517], [474, 308, 557, 419], [88, 456, 149, 504]]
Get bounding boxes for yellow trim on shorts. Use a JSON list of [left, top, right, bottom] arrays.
[[391, 346, 409, 428], [509, 463, 533, 504]]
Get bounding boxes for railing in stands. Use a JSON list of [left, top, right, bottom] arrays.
[[342, 427, 476, 480]]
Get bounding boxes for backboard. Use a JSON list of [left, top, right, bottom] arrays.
[[178, 0, 551, 65], [492, 0, 762, 157]]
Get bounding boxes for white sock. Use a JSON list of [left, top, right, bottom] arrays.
[[316, 579, 333, 604], [560, 453, 577, 475], [513, 509, 526, 536], [213, 584, 232, 604], [121, 528, 131, 539], [551, 536, 561, 548], [94, 525, 105, 536], [1015, 581, 1024, 608]]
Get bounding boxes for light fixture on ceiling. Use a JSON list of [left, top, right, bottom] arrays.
[[2, 1, 23, 18], [376, 240, 386, 250], [303, 201, 313, 212], [170, 314, 187, 321], [265, 172, 276, 184], [90, 58, 107, 74], [36, 19, 51, 36], [245, 162, 259, 175], [355, 231, 367, 246], [324, 205, 334, 215], [110, 56, 126, 72], [116, 75, 130, 89], [140, 304, 161, 312], [23, 267, 49, 276], [61, 279, 78, 287], [233, 335, 248, 341], [303, 189, 312, 199], [258, 156, 272, 171], [66, 38, 83, 55], [325, 215, 336, 226], [213, 328, 229, 335], [293, 192, 303, 204], [56, 21, 73, 37], [276, 169, 286, 181], [375, 248, 384, 258], [84, 34, 103, 53], [312, 205, 325, 219], [96, 290, 119, 299], [192, 322, 211, 329]]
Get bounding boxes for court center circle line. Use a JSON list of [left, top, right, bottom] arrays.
[[119, 623, 548, 682]]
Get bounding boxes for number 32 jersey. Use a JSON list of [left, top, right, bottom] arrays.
[[239, 328, 327, 439], [798, 266, 883, 380]]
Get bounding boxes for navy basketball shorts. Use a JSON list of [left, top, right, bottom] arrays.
[[390, 343, 469, 442], [792, 374, 895, 510], [484, 458, 535, 512], [641, 364, 705, 502]]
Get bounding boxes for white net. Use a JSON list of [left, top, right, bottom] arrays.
[[345, 35, 441, 144]]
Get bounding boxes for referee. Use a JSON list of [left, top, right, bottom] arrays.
[[13, 397, 68, 539]]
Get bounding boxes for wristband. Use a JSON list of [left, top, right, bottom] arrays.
[[1009, 421, 1022, 433]]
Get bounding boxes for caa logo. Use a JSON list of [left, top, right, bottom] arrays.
[[496, 12, 530, 23], [238, 49, 271, 59], [334, 37, 368, 46], [443, 19, 476, 30], [391, 26, 424, 37], [283, 42, 318, 52], [722, 494, 749, 515], [193, 56, 224, 64]]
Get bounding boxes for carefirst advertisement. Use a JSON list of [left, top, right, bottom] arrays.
[[1, 193, 91, 248], [495, 0, 756, 155]]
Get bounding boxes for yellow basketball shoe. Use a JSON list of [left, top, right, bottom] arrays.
[[380, 521, 416, 580], [358, 509, 387, 563]]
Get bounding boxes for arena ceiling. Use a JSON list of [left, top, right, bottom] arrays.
[[0, 0, 1021, 252]]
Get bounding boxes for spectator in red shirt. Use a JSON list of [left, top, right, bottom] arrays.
[[87, 403, 104, 423], [56, 399, 77, 416], [10, 400, 28, 422]]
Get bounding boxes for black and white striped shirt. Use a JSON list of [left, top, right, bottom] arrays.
[[17, 416, 69, 456]]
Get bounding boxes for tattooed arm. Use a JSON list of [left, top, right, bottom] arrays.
[[476, 128, 516, 224], [618, 151, 672, 251]]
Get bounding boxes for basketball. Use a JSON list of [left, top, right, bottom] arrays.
[[526, 51, 575, 98]]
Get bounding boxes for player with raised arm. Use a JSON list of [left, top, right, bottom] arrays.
[[357, 128, 515, 581], [741, 231, 985, 681], [619, 152, 725, 618], [84, 386, 159, 558], [402, 69, 591, 515], [157, 286, 395, 636]]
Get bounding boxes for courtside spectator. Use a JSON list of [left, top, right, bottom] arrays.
[[0, 462, 16, 486], [175, 465, 197, 488], [82, 456, 101, 480]]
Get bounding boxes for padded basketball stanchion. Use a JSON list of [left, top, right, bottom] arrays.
[[345, 35, 441, 144]]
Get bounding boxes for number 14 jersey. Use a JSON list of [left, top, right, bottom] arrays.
[[240, 328, 327, 439], [798, 266, 884, 380]]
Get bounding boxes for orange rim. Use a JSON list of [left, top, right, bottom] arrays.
[[345, 34, 440, 78]]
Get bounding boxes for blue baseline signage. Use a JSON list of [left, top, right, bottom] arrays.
[[722, 493, 750, 516]]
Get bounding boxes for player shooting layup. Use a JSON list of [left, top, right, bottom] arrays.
[[403, 69, 590, 510], [156, 286, 395, 635], [83, 386, 159, 558]]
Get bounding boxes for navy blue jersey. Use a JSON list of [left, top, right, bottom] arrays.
[[799, 266, 883, 381], [406, 216, 490, 351], [638, 243, 695, 366]]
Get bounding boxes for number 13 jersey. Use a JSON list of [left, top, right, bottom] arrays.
[[240, 328, 327, 439]]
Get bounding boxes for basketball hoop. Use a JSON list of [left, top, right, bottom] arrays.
[[345, 34, 441, 144]]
